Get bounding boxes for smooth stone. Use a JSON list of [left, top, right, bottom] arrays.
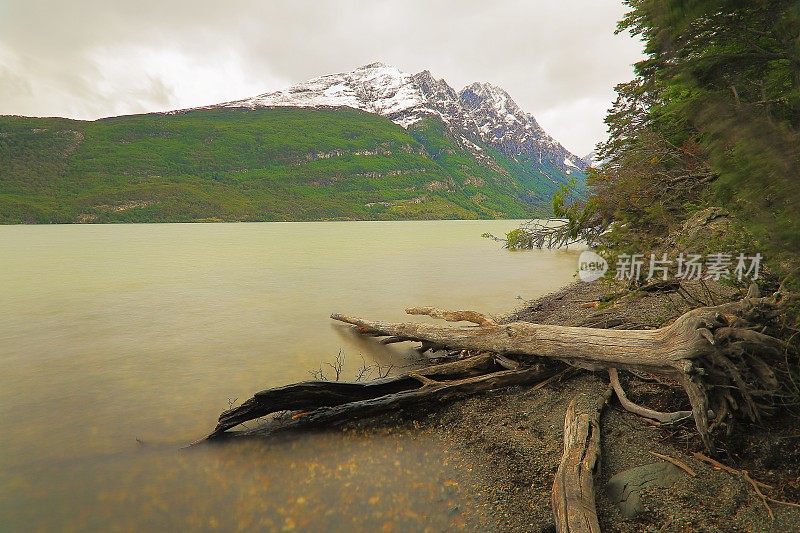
[[605, 462, 686, 518]]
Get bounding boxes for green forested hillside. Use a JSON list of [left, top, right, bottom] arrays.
[[559, 0, 800, 280], [0, 107, 578, 223]]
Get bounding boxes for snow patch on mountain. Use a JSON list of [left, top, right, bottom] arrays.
[[211, 62, 587, 173], [457, 82, 586, 173], [583, 150, 605, 168], [222, 62, 432, 126]]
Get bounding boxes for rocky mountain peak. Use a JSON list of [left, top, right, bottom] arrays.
[[210, 62, 587, 173], [410, 70, 458, 105], [461, 82, 516, 110], [357, 61, 392, 69]]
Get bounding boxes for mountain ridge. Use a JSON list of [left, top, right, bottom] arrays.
[[202, 62, 588, 177], [0, 63, 588, 224]]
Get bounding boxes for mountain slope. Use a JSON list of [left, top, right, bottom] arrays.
[[0, 108, 544, 223], [217, 63, 587, 179], [0, 63, 587, 224]]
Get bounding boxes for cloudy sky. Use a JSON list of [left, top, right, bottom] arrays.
[[0, 0, 642, 156]]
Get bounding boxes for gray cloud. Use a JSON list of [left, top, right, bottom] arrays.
[[0, 0, 642, 155]]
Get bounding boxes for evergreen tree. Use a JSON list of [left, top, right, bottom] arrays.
[[594, 0, 800, 275]]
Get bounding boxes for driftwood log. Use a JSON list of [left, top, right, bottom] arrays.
[[330, 284, 789, 452], [202, 353, 562, 441], [551, 389, 612, 533]]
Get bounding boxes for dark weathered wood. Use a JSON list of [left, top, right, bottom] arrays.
[[202, 354, 561, 441], [551, 389, 611, 533]]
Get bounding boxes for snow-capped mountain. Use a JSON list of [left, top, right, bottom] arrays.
[[582, 150, 607, 168], [2, 61, 592, 224], [215, 62, 587, 176], [457, 82, 585, 174], [224, 62, 427, 128]]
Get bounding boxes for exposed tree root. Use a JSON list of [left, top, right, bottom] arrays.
[[693, 452, 800, 519], [196, 282, 797, 530], [648, 451, 697, 477], [198, 282, 793, 468], [608, 368, 693, 424]]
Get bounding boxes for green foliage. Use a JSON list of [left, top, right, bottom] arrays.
[[595, 0, 800, 280], [504, 228, 528, 249], [0, 108, 571, 223], [551, 178, 599, 241]]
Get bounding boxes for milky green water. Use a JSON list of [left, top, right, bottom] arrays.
[[0, 220, 580, 531]]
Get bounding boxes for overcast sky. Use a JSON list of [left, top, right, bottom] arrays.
[[0, 0, 642, 156]]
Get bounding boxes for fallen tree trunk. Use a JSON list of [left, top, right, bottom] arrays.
[[201, 353, 562, 441], [331, 285, 789, 452], [552, 389, 612, 533]]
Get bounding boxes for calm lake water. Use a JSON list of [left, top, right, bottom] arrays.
[[0, 220, 579, 531]]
